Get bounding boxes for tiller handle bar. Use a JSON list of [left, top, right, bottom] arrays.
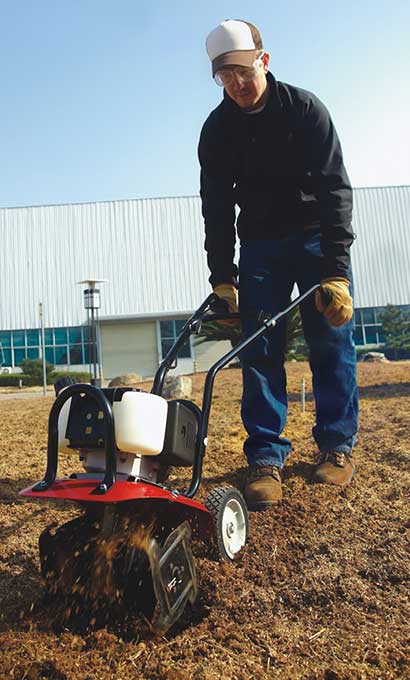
[[152, 284, 320, 498], [31, 284, 322, 498], [32, 383, 117, 494]]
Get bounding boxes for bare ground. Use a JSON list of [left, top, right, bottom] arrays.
[[0, 361, 409, 680]]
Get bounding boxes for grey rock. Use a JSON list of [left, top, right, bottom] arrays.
[[162, 375, 192, 399]]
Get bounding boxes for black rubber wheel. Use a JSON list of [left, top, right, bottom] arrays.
[[205, 486, 249, 561]]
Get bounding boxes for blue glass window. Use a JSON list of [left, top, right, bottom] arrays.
[[161, 339, 175, 357], [54, 328, 67, 345], [13, 331, 25, 347], [364, 326, 378, 344], [362, 309, 375, 324], [26, 330, 40, 346], [44, 329, 54, 345], [354, 326, 364, 346], [83, 326, 93, 343], [377, 326, 386, 344], [159, 319, 191, 359], [0, 347, 12, 365], [45, 347, 55, 364], [355, 307, 389, 348], [0, 324, 93, 368], [69, 327, 82, 343], [354, 310, 362, 325], [14, 349, 26, 365], [175, 320, 186, 334], [69, 345, 83, 365], [160, 320, 174, 338], [0, 331, 11, 347], [55, 346, 68, 364], [83, 344, 90, 364]]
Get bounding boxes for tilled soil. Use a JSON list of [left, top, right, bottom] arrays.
[[0, 362, 409, 680]]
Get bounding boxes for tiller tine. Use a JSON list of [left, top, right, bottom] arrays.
[[147, 521, 198, 632], [38, 512, 197, 633]]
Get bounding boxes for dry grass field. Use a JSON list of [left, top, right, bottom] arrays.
[[0, 361, 409, 680]]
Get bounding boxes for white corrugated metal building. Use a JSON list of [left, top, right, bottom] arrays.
[[1, 185, 409, 377]]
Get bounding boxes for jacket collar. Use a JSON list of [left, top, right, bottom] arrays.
[[222, 71, 283, 115]]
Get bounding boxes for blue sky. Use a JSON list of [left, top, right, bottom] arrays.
[[1, 0, 409, 207]]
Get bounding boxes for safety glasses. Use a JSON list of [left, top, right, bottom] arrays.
[[214, 53, 265, 87]]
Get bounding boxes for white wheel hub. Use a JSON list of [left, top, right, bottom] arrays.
[[221, 498, 247, 559]]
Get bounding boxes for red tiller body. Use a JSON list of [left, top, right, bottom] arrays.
[[20, 478, 209, 511]]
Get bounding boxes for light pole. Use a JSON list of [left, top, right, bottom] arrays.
[[39, 302, 47, 396], [78, 278, 107, 386]]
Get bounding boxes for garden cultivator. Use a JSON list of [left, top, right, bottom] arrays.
[[20, 286, 318, 632]]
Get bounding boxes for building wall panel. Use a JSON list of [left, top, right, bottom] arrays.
[[100, 321, 158, 380], [0, 197, 211, 330], [193, 339, 234, 373], [1, 187, 410, 332], [351, 186, 410, 307]]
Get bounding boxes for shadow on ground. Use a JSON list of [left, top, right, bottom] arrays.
[[287, 382, 410, 403], [282, 460, 313, 482], [358, 382, 410, 400]]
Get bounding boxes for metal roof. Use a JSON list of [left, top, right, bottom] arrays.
[[0, 186, 409, 330]]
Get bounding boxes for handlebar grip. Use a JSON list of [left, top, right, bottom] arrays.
[[320, 289, 333, 307], [209, 296, 230, 314]]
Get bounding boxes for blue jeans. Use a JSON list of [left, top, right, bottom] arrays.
[[239, 231, 359, 469]]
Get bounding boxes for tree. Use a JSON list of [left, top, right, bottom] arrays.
[[20, 358, 55, 382], [378, 304, 410, 360]]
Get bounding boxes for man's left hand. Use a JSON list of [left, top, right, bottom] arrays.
[[315, 277, 353, 327]]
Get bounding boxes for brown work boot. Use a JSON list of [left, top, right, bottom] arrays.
[[244, 466, 282, 510], [312, 451, 355, 487]]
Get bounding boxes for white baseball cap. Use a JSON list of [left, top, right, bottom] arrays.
[[206, 19, 263, 76]]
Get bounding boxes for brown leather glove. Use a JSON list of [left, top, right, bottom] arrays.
[[213, 283, 240, 330], [213, 283, 238, 313], [315, 277, 353, 327]]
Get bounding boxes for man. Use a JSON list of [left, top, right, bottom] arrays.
[[198, 19, 359, 510]]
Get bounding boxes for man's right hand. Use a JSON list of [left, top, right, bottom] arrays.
[[213, 283, 238, 314], [212, 283, 241, 334]]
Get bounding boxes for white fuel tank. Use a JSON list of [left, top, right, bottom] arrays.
[[113, 391, 168, 455], [58, 398, 73, 454]]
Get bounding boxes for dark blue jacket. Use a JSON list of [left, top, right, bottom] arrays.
[[198, 72, 354, 286]]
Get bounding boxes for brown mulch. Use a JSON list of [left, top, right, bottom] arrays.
[[0, 362, 409, 680]]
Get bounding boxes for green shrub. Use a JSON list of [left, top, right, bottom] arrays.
[[0, 374, 29, 387], [0, 370, 91, 387], [22, 374, 44, 386]]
